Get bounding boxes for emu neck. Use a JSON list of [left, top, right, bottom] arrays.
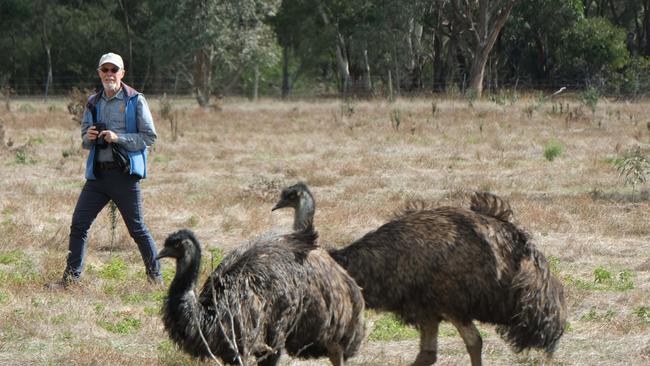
[[169, 252, 202, 298], [294, 194, 315, 231]]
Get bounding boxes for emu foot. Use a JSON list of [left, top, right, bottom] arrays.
[[412, 350, 437, 366]]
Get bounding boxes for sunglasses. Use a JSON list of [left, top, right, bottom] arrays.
[[99, 66, 120, 73]]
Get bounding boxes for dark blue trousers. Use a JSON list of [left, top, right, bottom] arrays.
[[65, 168, 161, 281]]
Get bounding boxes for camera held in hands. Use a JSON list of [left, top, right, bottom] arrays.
[[94, 123, 108, 149]]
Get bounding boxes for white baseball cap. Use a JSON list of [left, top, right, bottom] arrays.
[[98, 52, 124, 70]]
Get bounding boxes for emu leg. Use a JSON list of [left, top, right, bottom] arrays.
[[328, 345, 344, 366], [412, 319, 440, 366], [450, 320, 482, 366], [257, 350, 281, 366]]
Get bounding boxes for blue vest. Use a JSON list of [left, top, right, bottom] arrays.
[[84, 84, 148, 180]]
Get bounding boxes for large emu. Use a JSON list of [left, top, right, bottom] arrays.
[[272, 182, 566, 366], [157, 225, 365, 366]]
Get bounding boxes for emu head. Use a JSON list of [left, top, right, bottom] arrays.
[[272, 182, 312, 211], [272, 182, 315, 231], [157, 229, 202, 267]]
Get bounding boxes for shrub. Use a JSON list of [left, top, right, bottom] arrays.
[[615, 146, 649, 191], [582, 86, 599, 114], [594, 266, 612, 283], [556, 17, 629, 83], [544, 138, 564, 161]]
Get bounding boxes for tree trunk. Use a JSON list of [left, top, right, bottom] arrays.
[[318, 5, 350, 97], [445, 30, 459, 92], [362, 46, 372, 95], [393, 36, 400, 96], [281, 45, 290, 98], [41, 11, 52, 102], [432, 32, 444, 91], [335, 32, 351, 96], [253, 63, 259, 101], [464, 0, 518, 97], [388, 70, 394, 101], [645, 0, 650, 56], [430, 1, 444, 92], [408, 19, 424, 90], [117, 0, 134, 82], [194, 48, 213, 107]]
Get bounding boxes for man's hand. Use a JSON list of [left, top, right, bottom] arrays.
[[98, 130, 119, 143], [87, 126, 99, 141]]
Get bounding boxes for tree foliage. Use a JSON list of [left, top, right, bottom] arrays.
[[2, 0, 649, 101], [557, 17, 629, 83]]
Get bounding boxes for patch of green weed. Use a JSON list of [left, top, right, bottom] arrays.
[[161, 267, 175, 285], [157, 340, 204, 366], [18, 103, 36, 113], [144, 306, 159, 317], [153, 155, 171, 163], [98, 315, 141, 334], [102, 284, 117, 296], [544, 138, 564, 162], [152, 290, 167, 305], [0, 269, 8, 283], [547, 255, 561, 275], [31, 297, 45, 307], [438, 323, 459, 337], [58, 330, 73, 341], [603, 156, 624, 167], [633, 306, 650, 324], [369, 313, 419, 341], [566, 266, 635, 291], [27, 136, 44, 145], [0, 249, 24, 264], [13, 150, 36, 165], [202, 247, 224, 271], [121, 293, 146, 305], [51, 314, 66, 325], [185, 214, 199, 228], [580, 307, 617, 321], [594, 266, 612, 283], [99, 257, 127, 281]]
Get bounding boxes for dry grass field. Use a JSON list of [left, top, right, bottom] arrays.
[[0, 94, 648, 365]]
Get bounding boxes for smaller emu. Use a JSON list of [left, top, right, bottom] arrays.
[[273, 182, 567, 366], [157, 225, 365, 366]]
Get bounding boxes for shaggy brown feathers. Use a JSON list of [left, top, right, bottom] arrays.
[[274, 184, 566, 366], [158, 226, 365, 366]]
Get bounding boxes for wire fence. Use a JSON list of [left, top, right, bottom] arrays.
[[5, 73, 650, 100]]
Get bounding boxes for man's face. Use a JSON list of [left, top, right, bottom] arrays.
[[98, 63, 124, 93]]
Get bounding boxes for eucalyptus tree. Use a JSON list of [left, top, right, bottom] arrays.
[[169, 0, 280, 107], [502, 0, 583, 85], [0, 0, 33, 90], [556, 16, 629, 85], [0, 0, 125, 94], [446, 0, 519, 97], [271, 0, 331, 98]]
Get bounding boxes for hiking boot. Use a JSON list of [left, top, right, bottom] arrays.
[[147, 274, 165, 288], [45, 276, 79, 290]]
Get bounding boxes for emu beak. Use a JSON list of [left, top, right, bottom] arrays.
[[272, 199, 288, 211], [156, 247, 173, 260]]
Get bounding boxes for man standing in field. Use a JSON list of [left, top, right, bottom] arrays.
[[49, 52, 162, 288]]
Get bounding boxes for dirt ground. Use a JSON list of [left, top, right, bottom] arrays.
[[0, 95, 648, 365]]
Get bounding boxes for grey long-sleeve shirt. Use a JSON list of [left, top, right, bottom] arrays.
[[81, 88, 157, 162]]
